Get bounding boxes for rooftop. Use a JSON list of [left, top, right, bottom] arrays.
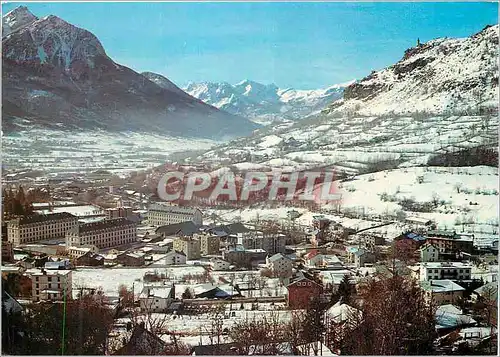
[[148, 203, 200, 214], [421, 262, 473, 269], [35, 205, 104, 217], [435, 304, 476, 329], [31, 269, 72, 277], [155, 221, 200, 236], [421, 280, 465, 293], [78, 218, 136, 233], [267, 253, 289, 262], [8, 212, 77, 225]]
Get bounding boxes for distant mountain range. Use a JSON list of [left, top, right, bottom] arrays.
[[2, 6, 259, 139], [183, 79, 353, 125], [326, 24, 499, 116]]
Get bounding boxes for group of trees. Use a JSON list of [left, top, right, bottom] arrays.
[[337, 276, 437, 355], [2, 186, 50, 219], [427, 146, 498, 167], [222, 275, 439, 356], [2, 289, 114, 355]]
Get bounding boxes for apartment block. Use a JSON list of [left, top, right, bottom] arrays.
[[31, 269, 72, 303], [66, 218, 137, 249], [147, 203, 203, 226], [416, 262, 472, 281], [197, 233, 220, 256], [7, 213, 79, 246], [172, 236, 201, 260]]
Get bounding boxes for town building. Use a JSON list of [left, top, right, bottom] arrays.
[[229, 232, 287, 255], [262, 233, 287, 255], [7, 213, 79, 246], [266, 253, 293, 278], [139, 285, 175, 312], [286, 274, 324, 309], [223, 246, 267, 268], [420, 242, 440, 262], [74, 251, 105, 266], [415, 262, 473, 281], [2, 241, 14, 263], [172, 236, 201, 260], [210, 258, 231, 271], [164, 250, 187, 265], [197, 233, 221, 256], [156, 221, 201, 237], [44, 260, 70, 270], [67, 245, 99, 259], [65, 218, 137, 249], [147, 203, 203, 226], [303, 251, 342, 269], [425, 233, 474, 254], [346, 247, 375, 268], [421, 279, 465, 305], [31, 269, 72, 303], [405, 216, 433, 228], [105, 206, 134, 220], [116, 252, 145, 266]]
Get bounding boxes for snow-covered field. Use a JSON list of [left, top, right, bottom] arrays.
[[2, 129, 215, 179], [192, 114, 497, 176], [71, 265, 289, 300], [207, 166, 498, 244], [72, 265, 207, 298]]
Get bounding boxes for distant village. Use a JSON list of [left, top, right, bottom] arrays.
[[1, 180, 498, 355]]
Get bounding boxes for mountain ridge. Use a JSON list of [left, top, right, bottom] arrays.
[[325, 24, 499, 117], [1, 6, 259, 139], [183, 79, 353, 125]]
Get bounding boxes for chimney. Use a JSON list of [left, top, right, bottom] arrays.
[[41, 268, 46, 275]]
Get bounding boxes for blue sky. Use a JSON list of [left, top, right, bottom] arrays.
[[2, 2, 498, 89]]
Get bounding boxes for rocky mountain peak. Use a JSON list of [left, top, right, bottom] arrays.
[[2, 5, 38, 37]]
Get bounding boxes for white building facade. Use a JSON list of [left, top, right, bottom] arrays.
[[420, 243, 440, 262], [266, 253, 294, 278], [147, 203, 203, 226], [7, 213, 79, 246], [65, 218, 137, 249], [31, 269, 72, 303], [417, 262, 472, 281]]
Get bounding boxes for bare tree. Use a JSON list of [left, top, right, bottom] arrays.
[[204, 305, 225, 348], [229, 311, 289, 355], [338, 276, 437, 355]]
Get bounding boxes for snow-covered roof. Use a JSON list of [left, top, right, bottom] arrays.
[[421, 280, 465, 293], [435, 304, 476, 329], [326, 302, 362, 323]]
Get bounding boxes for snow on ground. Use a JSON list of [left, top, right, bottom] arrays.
[[118, 303, 294, 336], [72, 265, 207, 298], [3, 129, 216, 179], [337, 166, 498, 232], [207, 166, 497, 245], [258, 135, 283, 148]]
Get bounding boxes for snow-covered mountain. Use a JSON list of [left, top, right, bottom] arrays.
[[325, 25, 499, 117], [2, 6, 258, 139], [184, 79, 352, 125], [182, 26, 498, 174], [2, 5, 37, 36]]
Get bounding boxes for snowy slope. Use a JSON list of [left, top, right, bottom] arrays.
[[187, 26, 498, 173], [325, 25, 499, 116], [184, 79, 352, 125]]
